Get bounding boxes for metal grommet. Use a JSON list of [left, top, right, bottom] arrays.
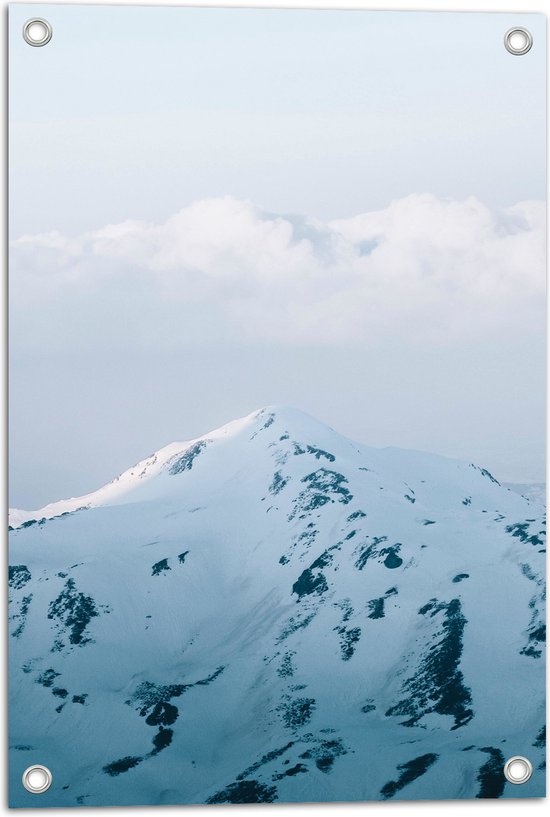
[[22, 765, 53, 794], [504, 27, 533, 56], [503, 756, 533, 785], [22, 18, 53, 47]]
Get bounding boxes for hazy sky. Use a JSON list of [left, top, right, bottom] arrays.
[[9, 5, 546, 507]]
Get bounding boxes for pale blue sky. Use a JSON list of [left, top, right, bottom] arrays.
[[10, 5, 546, 234], [9, 5, 546, 507]]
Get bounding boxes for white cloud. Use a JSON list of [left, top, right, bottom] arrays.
[[11, 194, 545, 349]]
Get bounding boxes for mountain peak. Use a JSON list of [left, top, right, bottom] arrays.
[[9, 406, 545, 805]]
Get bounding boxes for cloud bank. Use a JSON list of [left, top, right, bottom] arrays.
[[11, 194, 545, 350]]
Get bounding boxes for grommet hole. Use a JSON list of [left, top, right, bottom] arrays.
[[22, 765, 52, 794], [22, 18, 53, 47], [504, 27, 533, 55], [504, 756, 533, 785]]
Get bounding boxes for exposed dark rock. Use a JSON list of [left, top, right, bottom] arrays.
[[505, 522, 545, 548], [272, 763, 307, 780], [278, 697, 316, 730], [8, 565, 31, 590], [386, 598, 473, 730], [208, 779, 278, 804], [151, 727, 173, 755], [347, 510, 366, 521], [152, 559, 171, 576], [103, 756, 143, 777], [47, 579, 101, 648], [383, 546, 403, 569], [52, 687, 69, 699], [269, 471, 289, 495], [277, 612, 316, 643], [367, 597, 385, 620], [145, 702, 179, 727], [381, 753, 438, 799], [168, 441, 207, 475], [10, 593, 32, 638], [476, 747, 506, 798], [293, 443, 336, 462], [37, 668, 60, 688], [236, 742, 295, 781], [277, 652, 296, 678], [333, 625, 361, 660], [299, 737, 347, 773], [354, 535, 388, 570], [289, 469, 352, 521]]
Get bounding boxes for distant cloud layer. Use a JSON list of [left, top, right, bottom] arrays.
[[11, 194, 545, 350]]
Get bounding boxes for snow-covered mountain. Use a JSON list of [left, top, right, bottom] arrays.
[[504, 483, 546, 507], [8, 407, 546, 806]]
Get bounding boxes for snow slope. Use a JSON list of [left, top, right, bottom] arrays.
[[8, 407, 546, 806]]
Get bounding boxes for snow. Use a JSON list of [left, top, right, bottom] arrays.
[[8, 407, 546, 806]]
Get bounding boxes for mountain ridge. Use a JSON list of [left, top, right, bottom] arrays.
[[10, 406, 541, 528], [8, 406, 546, 805]]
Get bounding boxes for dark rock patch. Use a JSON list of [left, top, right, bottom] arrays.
[[386, 598, 473, 730], [168, 440, 207, 474], [277, 652, 296, 678], [381, 753, 438, 799], [476, 747, 506, 798], [278, 697, 316, 730], [151, 727, 173, 755], [292, 443, 335, 462], [383, 546, 403, 569], [52, 687, 69, 699], [333, 624, 361, 660], [10, 593, 32, 638], [250, 411, 276, 440], [299, 737, 347, 774], [272, 763, 307, 780], [367, 597, 385, 620], [505, 522, 545, 548], [277, 612, 316, 643], [103, 756, 143, 777], [236, 742, 295, 781], [289, 469, 352, 521], [8, 565, 31, 590], [347, 510, 366, 521], [480, 468, 500, 484], [145, 701, 179, 727], [47, 579, 101, 648], [292, 550, 335, 600], [292, 568, 327, 600], [269, 471, 289, 495], [37, 668, 60, 688], [208, 780, 278, 804], [152, 559, 171, 576], [453, 574, 470, 583], [354, 535, 388, 570]]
